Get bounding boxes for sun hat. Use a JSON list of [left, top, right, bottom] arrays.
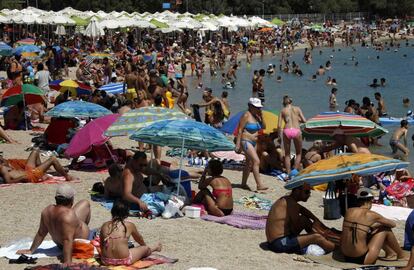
[[356, 187, 374, 199], [56, 184, 76, 199], [248, 97, 263, 108]]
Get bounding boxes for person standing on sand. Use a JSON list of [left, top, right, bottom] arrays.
[[390, 120, 409, 159], [266, 183, 335, 255], [235, 98, 268, 192], [278, 96, 306, 177], [341, 188, 409, 265], [17, 185, 91, 265]]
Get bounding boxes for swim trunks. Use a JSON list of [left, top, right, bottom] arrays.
[[344, 252, 368, 264], [268, 235, 303, 254]]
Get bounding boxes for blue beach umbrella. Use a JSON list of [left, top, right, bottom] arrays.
[[0, 42, 13, 56], [131, 119, 235, 194], [13, 45, 41, 55], [99, 83, 125, 95], [284, 153, 409, 190], [45, 100, 112, 119]]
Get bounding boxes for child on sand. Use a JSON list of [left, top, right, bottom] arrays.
[[390, 120, 409, 160], [100, 200, 161, 266]]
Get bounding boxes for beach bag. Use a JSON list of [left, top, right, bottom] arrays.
[[323, 182, 341, 220]]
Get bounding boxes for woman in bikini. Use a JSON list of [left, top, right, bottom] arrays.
[[340, 188, 408, 265], [235, 98, 268, 192], [100, 200, 161, 266], [278, 96, 306, 177], [193, 160, 233, 217]]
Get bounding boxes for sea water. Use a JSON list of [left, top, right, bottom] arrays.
[[187, 43, 414, 169]]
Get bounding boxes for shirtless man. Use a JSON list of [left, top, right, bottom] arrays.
[[118, 99, 134, 114], [374, 92, 387, 117], [317, 65, 325, 76], [390, 120, 409, 159], [125, 65, 139, 101], [341, 188, 408, 265], [17, 185, 91, 264], [0, 149, 76, 184], [266, 183, 335, 254]]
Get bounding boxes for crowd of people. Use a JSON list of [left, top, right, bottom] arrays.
[[1, 16, 414, 268]]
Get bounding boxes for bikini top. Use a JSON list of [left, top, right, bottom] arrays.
[[343, 220, 372, 245], [212, 188, 232, 198], [244, 122, 261, 134]]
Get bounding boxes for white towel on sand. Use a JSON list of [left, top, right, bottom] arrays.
[[371, 204, 413, 221], [0, 239, 61, 259]]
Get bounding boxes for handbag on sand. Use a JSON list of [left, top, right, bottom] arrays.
[[323, 182, 341, 220]]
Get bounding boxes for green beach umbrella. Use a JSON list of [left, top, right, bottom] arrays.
[[1, 84, 46, 107], [150, 19, 169, 29], [271, 18, 285, 26], [70, 16, 89, 26]]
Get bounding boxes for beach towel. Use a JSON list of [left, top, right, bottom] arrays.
[[0, 240, 61, 259], [385, 179, 414, 200], [0, 175, 79, 189], [187, 157, 245, 171], [371, 204, 413, 221], [210, 151, 245, 162], [27, 254, 177, 270], [262, 169, 289, 182], [304, 249, 409, 269], [201, 211, 267, 230], [236, 195, 272, 211]]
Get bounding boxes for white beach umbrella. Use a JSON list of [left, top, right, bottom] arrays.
[[201, 21, 218, 31], [132, 19, 155, 29], [99, 19, 121, 29], [156, 27, 183, 34], [55, 25, 66, 35], [84, 18, 104, 38]]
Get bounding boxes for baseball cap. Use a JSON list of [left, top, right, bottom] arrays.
[[356, 187, 374, 199], [248, 97, 263, 108], [56, 184, 76, 199]]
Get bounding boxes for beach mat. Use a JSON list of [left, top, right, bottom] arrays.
[[0, 240, 61, 259], [201, 210, 267, 229], [305, 249, 409, 269], [26, 254, 178, 270], [0, 175, 80, 189]]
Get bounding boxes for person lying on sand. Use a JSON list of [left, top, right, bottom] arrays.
[[193, 160, 233, 217], [17, 185, 92, 264], [100, 199, 161, 266], [266, 183, 336, 254], [340, 188, 409, 265], [0, 148, 76, 184]]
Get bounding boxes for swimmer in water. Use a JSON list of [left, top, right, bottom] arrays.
[[276, 76, 282, 83], [310, 74, 317, 81], [380, 78, 386, 87], [403, 98, 410, 107], [369, 78, 380, 88]]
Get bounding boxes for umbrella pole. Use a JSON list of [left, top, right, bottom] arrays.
[[23, 94, 28, 131], [104, 141, 117, 163], [148, 144, 154, 191], [177, 137, 185, 196]]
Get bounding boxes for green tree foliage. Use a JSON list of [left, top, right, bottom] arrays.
[[1, 0, 413, 16]]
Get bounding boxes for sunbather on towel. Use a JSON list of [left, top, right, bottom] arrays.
[[0, 148, 76, 184], [266, 183, 335, 254], [100, 199, 161, 266], [17, 184, 92, 264], [193, 160, 233, 217], [340, 188, 409, 265]]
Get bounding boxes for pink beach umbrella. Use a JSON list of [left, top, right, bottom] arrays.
[[65, 114, 120, 158]]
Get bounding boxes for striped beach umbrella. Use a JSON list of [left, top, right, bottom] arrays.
[[105, 106, 187, 137], [13, 45, 41, 55], [301, 112, 388, 140], [99, 83, 125, 95], [1, 84, 46, 107], [45, 101, 112, 119], [16, 38, 35, 46], [285, 153, 409, 189]]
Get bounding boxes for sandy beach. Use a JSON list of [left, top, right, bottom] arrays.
[[0, 128, 408, 270]]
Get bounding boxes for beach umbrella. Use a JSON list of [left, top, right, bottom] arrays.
[[105, 106, 188, 137], [21, 52, 41, 60], [65, 114, 120, 158], [50, 79, 92, 97], [16, 38, 35, 45], [0, 42, 13, 56], [258, 27, 274, 32], [85, 53, 112, 66], [1, 84, 46, 107], [271, 18, 285, 26], [13, 45, 41, 55], [45, 100, 112, 119], [220, 110, 281, 136], [301, 112, 388, 140], [99, 83, 125, 95], [84, 18, 104, 38], [285, 153, 409, 190], [131, 119, 235, 194]]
